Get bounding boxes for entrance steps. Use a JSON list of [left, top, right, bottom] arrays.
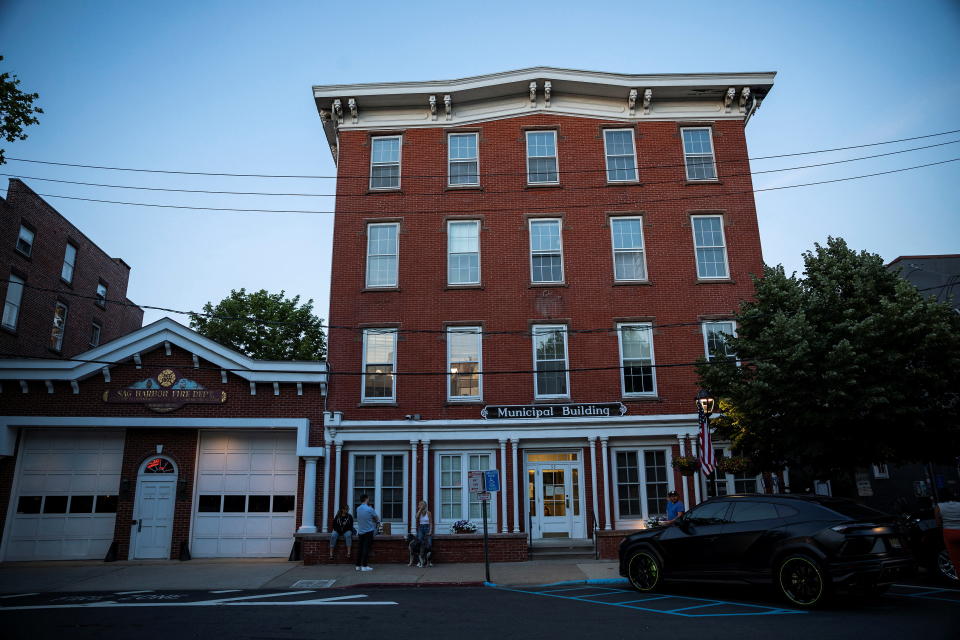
[[529, 538, 596, 561]]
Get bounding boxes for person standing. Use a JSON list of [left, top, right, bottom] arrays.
[[664, 491, 686, 524], [415, 500, 434, 567], [934, 488, 960, 579], [329, 506, 354, 560], [355, 494, 380, 572]]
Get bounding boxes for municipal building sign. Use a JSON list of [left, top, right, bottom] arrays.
[[104, 368, 226, 413], [481, 403, 627, 420]]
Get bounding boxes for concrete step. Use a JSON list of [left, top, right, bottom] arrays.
[[529, 549, 597, 561]]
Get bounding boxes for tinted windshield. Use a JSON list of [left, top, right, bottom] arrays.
[[813, 498, 890, 521]]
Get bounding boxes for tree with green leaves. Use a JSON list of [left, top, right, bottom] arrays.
[[696, 237, 960, 480], [1, 56, 43, 165], [189, 289, 326, 361]]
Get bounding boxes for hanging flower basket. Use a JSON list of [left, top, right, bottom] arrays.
[[671, 456, 700, 476], [716, 456, 750, 475]]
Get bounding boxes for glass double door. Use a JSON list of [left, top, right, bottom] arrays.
[[527, 453, 585, 539]]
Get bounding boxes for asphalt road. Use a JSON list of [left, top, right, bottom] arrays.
[[1, 580, 957, 640]]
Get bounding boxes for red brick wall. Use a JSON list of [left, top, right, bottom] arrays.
[[0, 179, 143, 358], [597, 528, 639, 560], [301, 532, 528, 565]]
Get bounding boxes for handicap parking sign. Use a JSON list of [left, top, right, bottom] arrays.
[[483, 469, 500, 492]]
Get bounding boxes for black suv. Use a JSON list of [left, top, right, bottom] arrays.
[[618, 494, 914, 607]]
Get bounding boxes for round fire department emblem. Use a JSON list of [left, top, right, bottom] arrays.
[[157, 369, 177, 387]]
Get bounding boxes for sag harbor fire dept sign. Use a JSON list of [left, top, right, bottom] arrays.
[[104, 368, 226, 413], [480, 402, 627, 419]]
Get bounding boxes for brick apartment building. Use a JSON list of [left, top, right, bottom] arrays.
[[1, 178, 144, 358], [311, 67, 777, 559]]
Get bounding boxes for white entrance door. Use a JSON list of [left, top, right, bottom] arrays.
[[132, 458, 177, 559], [527, 452, 585, 539]]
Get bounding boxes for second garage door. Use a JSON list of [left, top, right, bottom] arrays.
[[192, 431, 298, 557]]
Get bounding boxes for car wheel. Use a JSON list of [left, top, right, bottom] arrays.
[[627, 548, 661, 592], [936, 549, 958, 584], [777, 554, 829, 608]]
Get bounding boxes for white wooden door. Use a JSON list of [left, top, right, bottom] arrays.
[[132, 480, 176, 559]]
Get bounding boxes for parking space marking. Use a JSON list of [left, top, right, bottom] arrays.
[[114, 590, 152, 595], [0, 593, 38, 599], [0, 590, 399, 610]]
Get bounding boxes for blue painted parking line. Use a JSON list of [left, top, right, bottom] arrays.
[[890, 584, 960, 604]]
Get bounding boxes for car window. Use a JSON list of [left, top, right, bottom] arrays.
[[775, 504, 799, 518], [814, 498, 889, 521], [686, 501, 730, 526], [729, 501, 780, 523]]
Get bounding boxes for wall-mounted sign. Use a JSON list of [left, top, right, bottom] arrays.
[[104, 368, 226, 413], [480, 403, 627, 420]]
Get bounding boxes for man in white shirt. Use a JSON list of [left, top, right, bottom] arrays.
[[355, 494, 380, 572]]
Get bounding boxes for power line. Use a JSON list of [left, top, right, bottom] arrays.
[[6, 157, 958, 215], [5, 127, 958, 180]]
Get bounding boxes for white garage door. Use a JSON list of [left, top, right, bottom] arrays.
[[192, 431, 298, 557], [4, 430, 124, 561]]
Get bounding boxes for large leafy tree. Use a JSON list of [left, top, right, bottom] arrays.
[[697, 237, 960, 479], [190, 289, 326, 361], [0, 56, 43, 164]]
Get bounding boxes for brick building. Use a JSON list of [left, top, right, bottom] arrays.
[[1, 178, 143, 358], [311, 67, 776, 558]]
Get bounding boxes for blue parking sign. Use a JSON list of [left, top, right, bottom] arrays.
[[483, 469, 500, 492]]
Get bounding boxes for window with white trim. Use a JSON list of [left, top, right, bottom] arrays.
[[16, 225, 34, 257], [681, 127, 717, 181], [705, 448, 760, 497], [618, 323, 655, 396], [438, 452, 495, 525], [447, 326, 481, 400], [603, 129, 638, 182], [50, 301, 68, 351], [2, 274, 24, 331], [529, 219, 563, 283], [691, 215, 729, 279], [871, 463, 889, 479], [448, 132, 479, 186], [526, 130, 558, 184], [362, 329, 396, 402], [610, 217, 646, 281], [61, 243, 77, 283], [370, 135, 401, 189], [447, 220, 480, 285], [702, 321, 736, 361], [533, 325, 569, 398], [89, 321, 102, 347], [366, 222, 399, 288], [351, 453, 406, 522], [614, 449, 671, 519], [96, 281, 108, 308]]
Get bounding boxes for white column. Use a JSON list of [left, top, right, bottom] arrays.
[[600, 436, 612, 530], [421, 440, 430, 511], [511, 437, 520, 532], [333, 443, 343, 515], [690, 436, 702, 505], [782, 466, 791, 493], [677, 435, 687, 509], [298, 456, 319, 533], [410, 440, 419, 534], [588, 436, 599, 533], [499, 439, 508, 532], [321, 439, 332, 533]]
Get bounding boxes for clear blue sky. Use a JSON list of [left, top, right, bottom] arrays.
[[2, 0, 958, 326]]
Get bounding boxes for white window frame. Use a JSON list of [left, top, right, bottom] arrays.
[[704, 446, 761, 497], [528, 218, 564, 284], [96, 282, 108, 308], [50, 301, 68, 352], [447, 326, 482, 401], [603, 129, 638, 183], [525, 130, 559, 184], [2, 274, 25, 331], [447, 220, 480, 285], [617, 323, 656, 397], [361, 328, 397, 403], [612, 447, 675, 523], [532, 324, 570, 399], [609, 216, 647, 282], [691, 214, 730, 280], [16, 225, 34, 257], [702, 320, 737, 362], [369, 135, 402, 190], [348, 452, 408, 524], [681, 127, 718, 181], [61, 243, 77, 284], [435, 450, 497, 527], [365, 222, 399, 288], [89, 321, 102, 347], [447, 132, 479, 187], [871, 464, 890, 480]]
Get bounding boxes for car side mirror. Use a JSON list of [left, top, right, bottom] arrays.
[[677, 517, 691, 532]]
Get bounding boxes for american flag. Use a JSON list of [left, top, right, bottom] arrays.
[[698, 405, 716, 475]]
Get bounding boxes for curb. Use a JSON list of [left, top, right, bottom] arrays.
[[486, 578, 629, 588], [347, 581, 485, 589]]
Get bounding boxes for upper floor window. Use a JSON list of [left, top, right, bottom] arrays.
[[526, 130, 558, 184], [533, 325, 569, 399], [362, 328, 396, 402], [618, 323, 655, 396], [691, 215, 729, 279], [448, 133, 479, 186], [90, 321, 102, 347], [681, 128, 717, 181], [2, 274, 25, 331], [50, 301, 68, 351], [96, 281, 108, 308], [61, 243, 77, 283], [448, 327, 481, 401], [16, 225, 34, 257], [366, 223, 399, 288], [529, 219, 563, 283], [702, 321, 736, 361], [603, 129, 638, 182], [370, 136, 401, 190], [447, 220, 480, 285], [610, 217, 647, 281]]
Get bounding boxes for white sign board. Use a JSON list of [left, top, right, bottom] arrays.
[[468, 470, 483, 494], [477, 491, 492, 502]]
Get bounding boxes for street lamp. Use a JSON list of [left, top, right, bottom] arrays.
[[696, 389, 716, 416]]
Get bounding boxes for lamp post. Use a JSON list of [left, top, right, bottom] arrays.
[[696, 388, 716, 417], [695, 390, 717, 493]]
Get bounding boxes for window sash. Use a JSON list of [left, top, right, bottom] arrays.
[[614, 448, 671, 520], [706, 448, 760, 497], [702, 321, 736, 361], [16, 225, 34, 256], [366, 223, 399, 288], [682, 128, 717, 181], [533, 325, 569, 398], [2, 274, 24, 330], [603, 129, 638, 182], [447, 220, 480, 285], [351, 453, 406, 522], [448, 133, 479, 186], [529, 219, 563, 283], [90, 322, 102, 347], [50, 302, 68, 351], [437, 452, 494, 524], [526, 131, 559, 184], [691, 215, 729, 279], [96, 283, 108, 306], [61, 244, 77, 283], [618, 323, 655, 396], [610, 217, 646, 281], [362, 329, 397, 401], [370, 136, 401, 189], [447, 327, 482, 400]]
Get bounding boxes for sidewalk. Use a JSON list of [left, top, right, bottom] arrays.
[[0, 558, 623, 593]]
